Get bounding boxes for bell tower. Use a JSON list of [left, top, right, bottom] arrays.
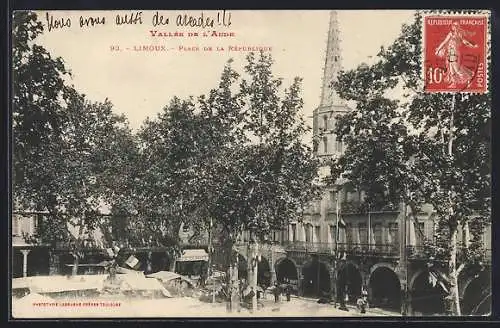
[[313, 10, 350, 165]]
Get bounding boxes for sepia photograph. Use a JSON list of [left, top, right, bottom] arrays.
[[10, 9, 491, 318]]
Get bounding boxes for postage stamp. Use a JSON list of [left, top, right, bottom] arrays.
[[423, 13, 489, 93]]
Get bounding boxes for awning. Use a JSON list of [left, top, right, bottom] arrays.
[[146, 271, 195, 287], [176, 249, 209, 262], [13, 275, 106, 294]]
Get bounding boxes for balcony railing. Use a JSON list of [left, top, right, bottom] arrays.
[[406, 244, 492, 263], [283, 241, 400, 257], [280, 241, 492, 263]]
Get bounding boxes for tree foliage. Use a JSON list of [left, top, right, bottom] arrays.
[[134, 53, 319, 246], [13, 12, 136, 255], [13, 11, 70, 215]]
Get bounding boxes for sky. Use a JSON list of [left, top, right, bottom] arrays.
[[33, 10, 415, 136]]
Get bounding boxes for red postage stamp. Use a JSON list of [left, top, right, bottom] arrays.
[[423, 14, 489, 93]]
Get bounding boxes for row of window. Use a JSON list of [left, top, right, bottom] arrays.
[[286, 222, 402, 245], [270, 220, 478, 247], [237, 223, 399, 244]]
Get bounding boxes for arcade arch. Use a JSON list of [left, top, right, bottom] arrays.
[[461, 270, 491, 315], [368, 266, 401, 310], [302, 259, 332, 298], [275, 258, 299, 286], [257, 256, 272, 288], [409, 270, 446, 315], [337, 262, 362, 304]]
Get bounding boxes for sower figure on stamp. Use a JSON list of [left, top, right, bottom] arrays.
[[435, 22, 478, 87]]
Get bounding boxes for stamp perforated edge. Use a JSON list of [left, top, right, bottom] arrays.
[[420, 9, 491, 94]]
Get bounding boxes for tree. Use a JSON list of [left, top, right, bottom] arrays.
[[127, 97, 209, 261], [206, 53, 319, 310], [332, 12, 490, 315], [137, 54, 319, 310], [13, 12, 139, 274], [31, 87, 135, 274], [13, 11, 70, 213]]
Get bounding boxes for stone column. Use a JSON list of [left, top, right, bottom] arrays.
[[270, 248, 277, 285], [397, 260, 409, 316], [297, 266, 304, 297], [401, 283, 408, 316], [169, 251, 176, 272], [21, 249, 31, 277], [366, 271, 374, 304], [329, 265, 336, 301], [358, 264, 369, 301], [406, 288, 413, 315], [270, 271, 277, 285], [146, 251, 153, 273]]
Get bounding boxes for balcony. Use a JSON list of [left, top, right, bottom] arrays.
[[407, 244, 492, 264], [281, 241, 492, 263], [282, 241, 400, 257]]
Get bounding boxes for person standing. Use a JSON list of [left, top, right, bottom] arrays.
[[357, 286, 368, 314], [285, 283, 291, 302], [232, 284, 241, 312], [246, 287, 256, 312], [273, 282, 281, 303], [239, 280, 245, 303], [338, 284, 349, 311]]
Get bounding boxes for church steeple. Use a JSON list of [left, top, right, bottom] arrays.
[[320, 11, 344, 107], [313, 10, 350, 159]]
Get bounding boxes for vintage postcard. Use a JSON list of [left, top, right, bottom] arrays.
[[11, 10, 491, 319]]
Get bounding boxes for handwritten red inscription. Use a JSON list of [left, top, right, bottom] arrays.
[[424, 15, 487, 93]]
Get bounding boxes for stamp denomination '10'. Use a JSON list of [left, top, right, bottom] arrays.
[[423, 14, 488, 93]]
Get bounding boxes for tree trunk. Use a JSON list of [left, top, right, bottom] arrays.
[[72, 223, 85, 276], [72, 253, 79, 276], [224, 237, 239, 312], [448, 224, 461, 315], [446, 93, 461, 316], [248, 242, 259, 311]]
